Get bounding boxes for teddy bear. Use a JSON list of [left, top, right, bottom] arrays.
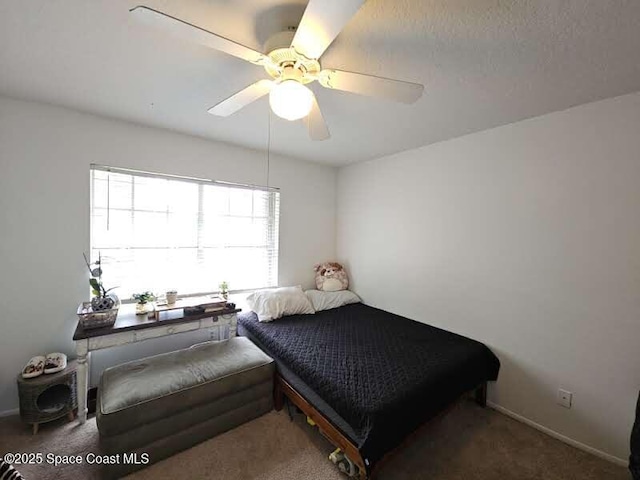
[[314, 262, 349, 292]]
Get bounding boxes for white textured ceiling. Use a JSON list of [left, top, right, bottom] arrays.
[[1, 1, 639, 165]]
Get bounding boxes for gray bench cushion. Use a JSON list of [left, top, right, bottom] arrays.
[[97, 337, 274, 437]]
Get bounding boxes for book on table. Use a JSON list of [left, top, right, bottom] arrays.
[[154, 296, 228, 318]]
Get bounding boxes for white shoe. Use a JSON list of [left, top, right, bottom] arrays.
[[44, 353, 67, 374], [22, 356, 45, 379]]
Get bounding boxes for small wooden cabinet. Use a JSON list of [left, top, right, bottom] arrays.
[[17, 360, 77, 434]]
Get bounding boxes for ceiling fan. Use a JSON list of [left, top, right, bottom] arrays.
[[130, 1, 424, 141]]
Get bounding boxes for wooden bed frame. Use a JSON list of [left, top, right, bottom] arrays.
[[274, 373, 487, 480]]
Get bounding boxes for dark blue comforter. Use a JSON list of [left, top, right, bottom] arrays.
[[238, 303, 500, 468]]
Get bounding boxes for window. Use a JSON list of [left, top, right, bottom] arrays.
[[90, 165, 280, 299]]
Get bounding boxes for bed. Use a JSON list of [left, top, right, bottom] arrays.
[[238, 302, 500, 479]]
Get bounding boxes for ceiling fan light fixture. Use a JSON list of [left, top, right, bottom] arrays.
[[269, 80, 313, 121]]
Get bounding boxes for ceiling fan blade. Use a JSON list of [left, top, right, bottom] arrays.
[[292, 0, 365, 60], [208, 80, 274, 117], [305, 94, 330, 141], [130, 6, 267, 64], [318, 69, 424, 104]]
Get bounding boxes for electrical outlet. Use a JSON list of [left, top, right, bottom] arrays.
[[558, 389, 572, 408]]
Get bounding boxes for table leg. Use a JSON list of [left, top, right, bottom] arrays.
[[76, 340, 90, 424], [229, 314, 237, 338]]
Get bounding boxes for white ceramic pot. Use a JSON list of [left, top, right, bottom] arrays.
[[135, 302, 149, 315], [166, 291, 178, 304]]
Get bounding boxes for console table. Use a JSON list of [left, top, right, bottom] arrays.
[[72, 303, 241, 424]]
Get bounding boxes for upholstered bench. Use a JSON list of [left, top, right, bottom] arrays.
[[96, 337, 274, 475]]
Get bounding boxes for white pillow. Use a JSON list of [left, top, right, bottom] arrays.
[[246, 286, 315, 322], [305, 289, 361, 312]]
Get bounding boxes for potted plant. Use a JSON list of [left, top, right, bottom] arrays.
[[219, 281, 229, 300], [77, 253, 120, 329], [165, 290, 178, 305], [83, 253, 118, 311], [132, 291, 156, 315]]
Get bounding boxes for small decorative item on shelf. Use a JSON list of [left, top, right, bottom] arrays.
[[84, 253, 117, 311], [132, 291, 155, 315], [77, 253, 120, 329], [165, 290, 178, 305], [219, 281, 229, 300]]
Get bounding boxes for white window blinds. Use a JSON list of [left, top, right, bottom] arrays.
[[90, 166, 280, 299]]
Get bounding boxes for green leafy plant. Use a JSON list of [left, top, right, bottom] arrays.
[[83, 252, 116, 298], [132, 291, 155, 304]]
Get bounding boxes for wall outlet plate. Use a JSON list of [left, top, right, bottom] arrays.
[[558, 389, 572, 408]]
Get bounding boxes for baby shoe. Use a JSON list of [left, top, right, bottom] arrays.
[[44, 353, 67, 374], [22, 356, 45, 379]]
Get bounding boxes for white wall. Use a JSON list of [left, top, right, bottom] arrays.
[[337, 92, 640, 461], [0, 96, 336, 412]]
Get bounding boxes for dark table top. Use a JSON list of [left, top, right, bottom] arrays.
[[73, 303, 241, 341]]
